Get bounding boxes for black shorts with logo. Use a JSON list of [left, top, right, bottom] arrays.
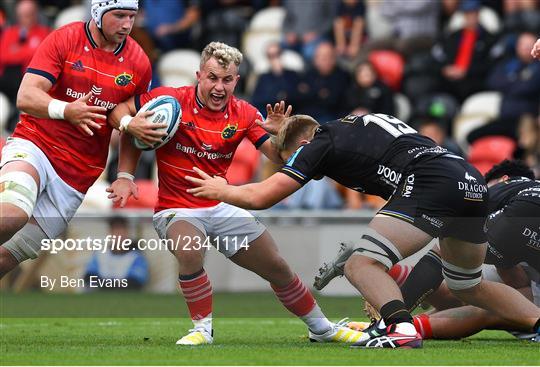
[[378, 156, 488, 243], [485, 198, 540, 271]]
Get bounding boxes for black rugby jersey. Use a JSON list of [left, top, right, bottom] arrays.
[[488, 177, 540, 213], [280, 114, 452, 199]]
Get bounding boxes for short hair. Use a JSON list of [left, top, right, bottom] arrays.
[[484, 159, 535, 182], [200, 42, 243, 69], [275, 115, 319, 154]]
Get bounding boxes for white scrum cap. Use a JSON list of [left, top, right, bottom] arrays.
[[91, 0, 138, 29]]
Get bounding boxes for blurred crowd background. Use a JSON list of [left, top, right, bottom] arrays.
[[0, 0, 539, 293], [1, 0, 539, 211]]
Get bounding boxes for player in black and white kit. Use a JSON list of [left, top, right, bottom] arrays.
[[370, 160, 540, 341], [185, 114, 540, 349], [485, 163, 540, 273]]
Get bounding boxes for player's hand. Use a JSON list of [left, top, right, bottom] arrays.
[[256, 101, 293, 135], [126, 110, 168, 145], [106, 178, 139, 207], [185, 167, 228, 200], [531, 38, 540, 59], [64, 93, 107, 136]]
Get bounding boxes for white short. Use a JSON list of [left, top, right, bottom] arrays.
[[153, 202, 266, 258], [1, 138, 84, 238], [482, 263, 540, 306]]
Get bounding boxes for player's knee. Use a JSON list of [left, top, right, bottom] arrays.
[[346, 228, 403, 273], [0, 171, 38, 220], [1, 223, 46, 272], [174, 249, 205, 273], [442, 259, 483, 292]]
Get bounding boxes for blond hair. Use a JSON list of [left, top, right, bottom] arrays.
[[200, 42, 243, 69], [275, 115, 319, 154]]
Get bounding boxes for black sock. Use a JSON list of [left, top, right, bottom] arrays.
[[401, 250, 444, 312], [380, 300, 412, 325]]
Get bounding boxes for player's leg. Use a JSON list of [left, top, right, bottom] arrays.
[[0, 160, 40, 243], [413, 305, 521, 339], [415, 281, 537, 340], [216, 204, 365, 343], [229, 230, 364, 343], [161, 218, 213, 345], [343, 215, 433, 348], [439, 237, 540, 333], [0, 219, 47, 278], [344, 215, 432, 309]]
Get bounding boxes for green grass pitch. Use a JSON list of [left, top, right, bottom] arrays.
[[1, 292, 538, 365]]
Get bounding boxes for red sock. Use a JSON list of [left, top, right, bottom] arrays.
[[413, 314, 433, 339], [179, 269, 212, 320], [271, 274, 316, 317], [388, 264, 412, 287]]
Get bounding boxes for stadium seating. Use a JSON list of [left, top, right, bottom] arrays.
[[241, 31, 282, 74], [157, 49, 200, 87], [248, 7, 286, 32], [368, 50, 404, 92], [0, 91, 11, 132], [453, 91, 502, 148], [241, 6, 286, 74], [365, 2, 393, 40], [280, 49, 305, 72], [468, 136, 516, 174], [394, 93, 412, 123], [447, 6, 501, 34], [54, 5, 85, 29]]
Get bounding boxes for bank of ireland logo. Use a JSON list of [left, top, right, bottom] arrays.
[[221, 123, 238, 139], [91, 85, 102, 95], [115, 72, 133, 87]]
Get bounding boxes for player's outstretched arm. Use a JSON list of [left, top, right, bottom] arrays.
[[105, 132, 142, 207], [17, 73, 106, 136], [186, 168, 301, 210], [531, 38, 540, 59], [108, 97, 168, 146]]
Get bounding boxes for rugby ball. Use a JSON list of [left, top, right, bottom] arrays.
[[133, 95, 182, 150]]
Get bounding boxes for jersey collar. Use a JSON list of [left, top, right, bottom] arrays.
[[84, 21, 126, 55]]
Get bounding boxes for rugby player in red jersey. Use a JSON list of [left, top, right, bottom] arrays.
[[0, 0, 163, 277], [107, 42, 365, 345]]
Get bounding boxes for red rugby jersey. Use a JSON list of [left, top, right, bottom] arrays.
[[135, 86, 269, 211], [12, 22, 151, 193]]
